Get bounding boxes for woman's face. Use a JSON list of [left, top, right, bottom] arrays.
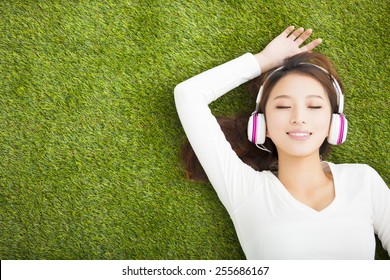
[[265, 72, 332, 159]]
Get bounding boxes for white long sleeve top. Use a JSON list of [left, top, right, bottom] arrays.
[[174, 53, 390, 259]]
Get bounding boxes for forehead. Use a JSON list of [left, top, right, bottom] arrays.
[[268, 72, 328, 100]]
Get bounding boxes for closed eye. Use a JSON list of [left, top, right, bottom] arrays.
[[308, 106, 322, 109], [276, 106, 291, 109]]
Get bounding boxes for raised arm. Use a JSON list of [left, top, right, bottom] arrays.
[[174, 26, 321, 211]]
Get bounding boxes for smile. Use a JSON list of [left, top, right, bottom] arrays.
[[287, 132, 312, 136], [286, 131, 312, 140]]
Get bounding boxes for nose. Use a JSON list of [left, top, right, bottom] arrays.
[[290, 107, 306, 124]]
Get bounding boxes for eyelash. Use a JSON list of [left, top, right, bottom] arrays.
[[275, 106, 322, 109]]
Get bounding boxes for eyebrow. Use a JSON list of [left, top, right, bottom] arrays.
[[273, 94, 325, 100]]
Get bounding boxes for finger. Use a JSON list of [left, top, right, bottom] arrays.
[[282, 25, 295, 36], [288, 27, 304, 40], [294, 28, 313, 46], [300, 38, 323, 52]]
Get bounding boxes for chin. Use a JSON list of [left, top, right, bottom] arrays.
[[272, 136, 326, 159], [277, 146, 322, 159]]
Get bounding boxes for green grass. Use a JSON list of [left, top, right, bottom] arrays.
[[0, 0, 388, 259]]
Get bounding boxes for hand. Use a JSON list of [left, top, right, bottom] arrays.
[[255, 26, 322, 73]]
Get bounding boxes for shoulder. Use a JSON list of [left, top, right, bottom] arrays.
[[329, 162, 379, 175], [328, 162, 387, 190]]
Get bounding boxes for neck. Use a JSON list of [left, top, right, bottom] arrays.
[[277, 153, 328, 192]]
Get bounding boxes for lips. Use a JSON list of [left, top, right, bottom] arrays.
[[287, 132, 311, 136], [286, 131, 312, 140]]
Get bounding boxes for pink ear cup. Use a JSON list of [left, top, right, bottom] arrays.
[[327, 113, 348, 145], [247, 113, 266, 144]]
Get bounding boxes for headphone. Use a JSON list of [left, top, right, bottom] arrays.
[[247, 64, 348, 150]]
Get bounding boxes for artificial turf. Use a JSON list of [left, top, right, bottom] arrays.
[[0, 0, 388, 259]]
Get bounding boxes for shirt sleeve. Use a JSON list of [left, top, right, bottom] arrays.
[[369, 166, 390, 256], [174, 53, 263, 213]]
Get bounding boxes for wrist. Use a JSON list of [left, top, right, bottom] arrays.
[[254, 52, 276, 73]]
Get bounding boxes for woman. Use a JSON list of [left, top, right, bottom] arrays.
[[174, 26, 389, 259]]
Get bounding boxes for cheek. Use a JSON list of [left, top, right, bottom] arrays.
[[315, 110, 333, 130], [264, 111, 287, 135], [309, 113, 333, 139]]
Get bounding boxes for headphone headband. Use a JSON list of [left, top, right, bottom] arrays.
[[254, 63, 344, 114]]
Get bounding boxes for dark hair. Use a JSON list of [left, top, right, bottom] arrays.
[[180, 52, 343, 181]]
